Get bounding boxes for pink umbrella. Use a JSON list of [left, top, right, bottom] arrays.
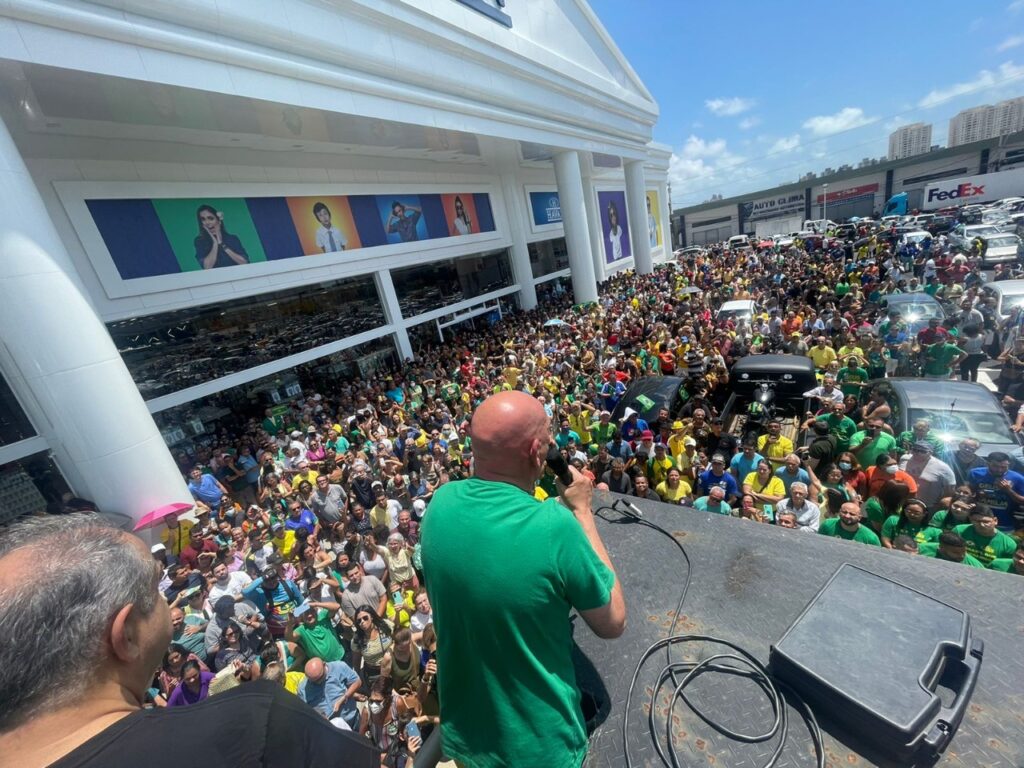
[[133, 502, 194, 532]]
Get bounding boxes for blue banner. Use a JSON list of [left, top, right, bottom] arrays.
[[529, 191, 562, 227]]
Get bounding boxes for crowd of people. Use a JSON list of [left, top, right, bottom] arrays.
[[122, 225, 1024, 762]]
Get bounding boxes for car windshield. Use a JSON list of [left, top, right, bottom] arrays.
[[968, 226, 999, 236], [887, 301, 941, 320], [909, 408, 1016, 446], [1001, 292, 1024, 312], [987, 235, 1019, 248]]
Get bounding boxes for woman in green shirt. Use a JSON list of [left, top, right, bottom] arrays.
[[863, 479, 910, 532], [880, 498, 931, 548]]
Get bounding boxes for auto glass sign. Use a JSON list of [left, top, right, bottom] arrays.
[[741, 192, 804, 221]]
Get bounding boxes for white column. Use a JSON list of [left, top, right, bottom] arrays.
[[375, 270, 413, 361], [625, 160, 653, 274], [0, 113, 189, 522], [580, 160, 606, 284], [659, 180, 672, 261], [494, 144, 537, 311], [553, 150, 598, 304]]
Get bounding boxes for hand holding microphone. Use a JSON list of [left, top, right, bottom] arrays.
[[546, 445, 593, 519]]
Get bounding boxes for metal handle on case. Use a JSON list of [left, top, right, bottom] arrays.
[[922, 638, 984, 758]]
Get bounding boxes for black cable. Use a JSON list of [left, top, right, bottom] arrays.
[[601, 499, 824, 768]]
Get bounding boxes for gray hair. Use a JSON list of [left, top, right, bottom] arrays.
[[0, 514, 160, 731], [790, 482, 808, 493]]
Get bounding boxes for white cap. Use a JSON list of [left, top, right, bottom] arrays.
[[150, 543, 166, 553]]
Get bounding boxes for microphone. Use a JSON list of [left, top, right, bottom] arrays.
[[613, 498, 645, 520], [546, 445, 574, 486]]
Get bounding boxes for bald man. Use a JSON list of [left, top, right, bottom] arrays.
[[297, 657, 362, 730], [421, 390, 625, 768]]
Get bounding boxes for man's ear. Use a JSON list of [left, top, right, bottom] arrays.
[[110, 603, 143, 663]]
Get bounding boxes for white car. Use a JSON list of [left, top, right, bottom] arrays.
[[950, 223, 1001, 250], [715, 299, 761, 325], [980, 280, 1024, 321], [899, 230, 932, 247], [727, 234, 750, 250]]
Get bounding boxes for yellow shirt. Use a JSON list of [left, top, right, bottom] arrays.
[[655, 479, 692, 503], [568, 412, 593, 444], [370, 503, 392, 530], [742, 472, 786, 511], [648, 455, 675, 486], [807, 346, 837, 370], [285, 671, 306, 695], [291, 470, 320, 489], [756, 434, 794, 465], [161, 519, 195, 557]]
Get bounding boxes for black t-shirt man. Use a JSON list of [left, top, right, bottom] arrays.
[[50, 681, 380, 768]]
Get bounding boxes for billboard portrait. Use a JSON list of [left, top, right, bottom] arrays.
[[597, 190, 631, 263], [378, 195, 427, 244], [441, 193, 479, 236], [286, 195, 361, 255], [151, 197, 267, 271], [646, 190, 662, 248]]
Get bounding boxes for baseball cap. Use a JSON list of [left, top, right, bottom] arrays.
[[641, 430, 654, 440], [290, 430, 303, 439], [150, 543, 166, 554], [912, 440, 933, 452], [672, 420, 685, 430], [683, 437, 697, 447]]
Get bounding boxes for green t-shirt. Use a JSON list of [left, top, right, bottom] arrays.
[[895, 430, 944, 454], [926, 509, 970, 533], [421, 477, 614, 768], [818, 518, 881, 545], [326, 435, 350, 453], [953, 524, 1019, 565], [816, 413, 858, 452], [918, 542, 985, 568], [293, 609, 345, 663], [849, 430, 897, 467], [590, 421, 618, 445], [881, 515, 930, 545], [922, 343, 961, 376], [988, 558, 1023, 574], [836, 366, 869, 397]]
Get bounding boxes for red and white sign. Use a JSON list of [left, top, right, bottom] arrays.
[[816, 183, 879, 205]]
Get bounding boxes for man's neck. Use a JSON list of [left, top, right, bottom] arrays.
[[0, 683, 141, 768]]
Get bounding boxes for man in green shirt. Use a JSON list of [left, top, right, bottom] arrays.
[[818, 502, 881, 545], [589, 410, 618, 446], [421, 391, 625, 768], [812, 401, 858, 453], [921, 341, 965, 380], [848, 418, 897, 468], [954, 506, 1018, 566], [988, 541, 1024, 574], [918, 531, 985, 568], [895, 419, 945, 455], [836, 357, 869, 398], [287, 600, 346, 663]]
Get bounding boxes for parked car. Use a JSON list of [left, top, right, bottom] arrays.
[[866, 379, 1024, 478], [876, 294, 946, 335], [610, 375, 687, 426], [977, 233, 1023, 266], [949, 223, 1001, 251], [728, 234, 750, 250], [899, 230, 933, 248], [979, 280, 1024, 322], [715, 299, 760, 325], [927, 215, 957, 236]]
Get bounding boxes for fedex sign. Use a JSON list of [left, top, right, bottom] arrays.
[[926, 183, 984, 203], [922, 167, 1024, 209]]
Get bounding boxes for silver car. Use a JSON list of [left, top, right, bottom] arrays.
[[978, 233, 1023, 266], [950, 223, 1000, 251]]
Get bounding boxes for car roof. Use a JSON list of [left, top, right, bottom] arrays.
[[719, 300, 756, 310], [880, 293, 941, 306], [610, 376, 685, 422], [732, 353, 817, 376], [884, 378, 1001, 411], [988, 279, 1024, 295]]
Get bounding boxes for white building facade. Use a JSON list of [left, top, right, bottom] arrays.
[[0, 0, 669, 524], [949, 97, 1024, 147], [887, 123, 932, 160]]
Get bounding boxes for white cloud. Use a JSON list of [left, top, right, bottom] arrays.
[[668, 135, 748, 198], [769, 134, 801, 154], [1010, 0, 1024, 12], [998, 34, 1024, 51], [802, 107, 876, 136], [917, 61, 1024, 108], [705, 97, 754, 116], [885, 116, 910, 132], [738, 116, 761, 130]]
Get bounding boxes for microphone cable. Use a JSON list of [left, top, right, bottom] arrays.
[[600, 498, 824, 768]]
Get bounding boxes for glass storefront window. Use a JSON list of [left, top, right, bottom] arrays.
[[392, 249, 513, 318], [0, 374, 36, 447], [528, 237, 569, 278], [0, 452, 72, 525], [106, 275, 385, 400], [152, 336, 399, 464], [535, 275, 574, 304]]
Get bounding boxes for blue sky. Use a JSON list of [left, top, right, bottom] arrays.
[[588, 0, 1024, 209]]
